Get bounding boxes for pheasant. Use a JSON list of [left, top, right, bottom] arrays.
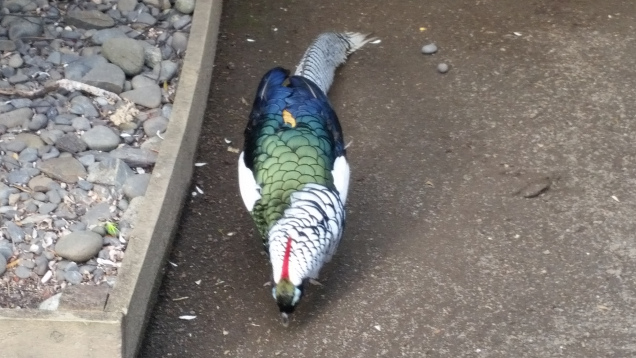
[[238, 32, 374, 326]]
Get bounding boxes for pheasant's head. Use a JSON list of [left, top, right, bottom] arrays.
[[272, 278, 303, 326]]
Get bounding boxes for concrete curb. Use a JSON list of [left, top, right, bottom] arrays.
[[0, 1, 222, 357]]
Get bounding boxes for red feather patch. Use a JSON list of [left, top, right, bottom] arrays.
[[281, 236, 293, 280]]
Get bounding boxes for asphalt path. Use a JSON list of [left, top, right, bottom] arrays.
[[141, 1, 636, 357]]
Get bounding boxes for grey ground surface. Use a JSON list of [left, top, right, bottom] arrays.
[[140, 1, 636, 357]]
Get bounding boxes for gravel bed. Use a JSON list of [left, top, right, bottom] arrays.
[[0, 0, 195, 309]]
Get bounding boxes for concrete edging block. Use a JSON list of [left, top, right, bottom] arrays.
[[0, 1, 223, 357]]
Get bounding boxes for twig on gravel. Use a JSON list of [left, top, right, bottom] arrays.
[[0, 79, 137, 125], [0, 79, 122, 102]]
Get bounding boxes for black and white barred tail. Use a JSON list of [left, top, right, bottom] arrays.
[[268, 184, 346, 286], [294, 32, 376, 94]]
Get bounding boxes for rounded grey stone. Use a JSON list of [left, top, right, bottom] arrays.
[[102, 38, 145, 76], [10, 98, 32, 109], [110, 147, 158, 166], [29, 175, 53, 192], [14, 265, 32, 279], [39, 129, 64, 145], [0, 254, 6, 275], [171, 31, 189, 52], [81, 63, 125, 94], [64, 270, 83, 284], [175, 0, 195, 14], [55, 133, 88, 154], [8, 72, 29, 84], [172, 15, 192, 30], [91, 27, 128, 45], [5, 139, 27, 152], [118, 0, 138, 12], [78, 154, 96, 168], [16, 133, 45, 149], [161, 104, 172, 119], [41, 147, 60, 160], [44, 250, 56, 260], [64, 262, 79, 272], [47, 190, 62, 204], [18, 147, 38, 162], [135, 12, 157, 25], [28, 113, 48, 130], [34, 261, 47, 275], [0, 40, 16, 52], [54, 231, 103, 262], [0, 241, 13, 260], [154, 60, 178, 81], [121, 85, 162, 108], [7, 169, 31, 185], [69, 222, 87, 232], [77, 180, 93, 193], [6, 221, 25, 243], [71, 116, 91, 131], [131, 74, 157, 89], [19, 259, 35, 269], [38, 202, 57, 214], [143, 116, 169, 137], [81, 125, 120, 151], [437, 63, 449, 73], [32, 192, 47, 201], [38, 156, 87, 183], [123, 173, 151, 199], [8, 53, 24, 68], [0, 107, 33, 128], [25, 202, 37, 213], [79, 264, 97, 274], [9, 18, 43, 40], [92, 225, 107, 236], [422, 43, 438, 54], [65, 10, 115, 30], [118, 198, 129, 211], [69, 96, 99, 117]]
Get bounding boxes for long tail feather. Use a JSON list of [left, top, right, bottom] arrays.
[[294, 32, 376, 94]]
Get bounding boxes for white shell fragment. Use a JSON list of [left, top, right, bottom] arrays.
[[194, 162, 207, 167], [179, 315, 197, 320], [195, 186, 204, 194], [370, 39, 382, 44], [41, 270, 53, 284], [97, 258, 120, 267], [611, 195, 620, 202], [247, 38, 255, 42], [374, 325, 382, 331], [513, 32, 522, 36]]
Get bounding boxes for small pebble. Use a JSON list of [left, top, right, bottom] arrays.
[[64, 270, 83, 284], [437, 63, 449, 73], [15, 265, 32, 279], [422, 43, 438, 54]]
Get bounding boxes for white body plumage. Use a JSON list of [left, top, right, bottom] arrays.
[[268, 184, 346, 286]]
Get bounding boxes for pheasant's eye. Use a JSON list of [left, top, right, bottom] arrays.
[[292, 287, 302, 305], [271, 287, 277, 299]]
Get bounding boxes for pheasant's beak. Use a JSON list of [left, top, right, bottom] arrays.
[[280, 312, 290, 327]]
